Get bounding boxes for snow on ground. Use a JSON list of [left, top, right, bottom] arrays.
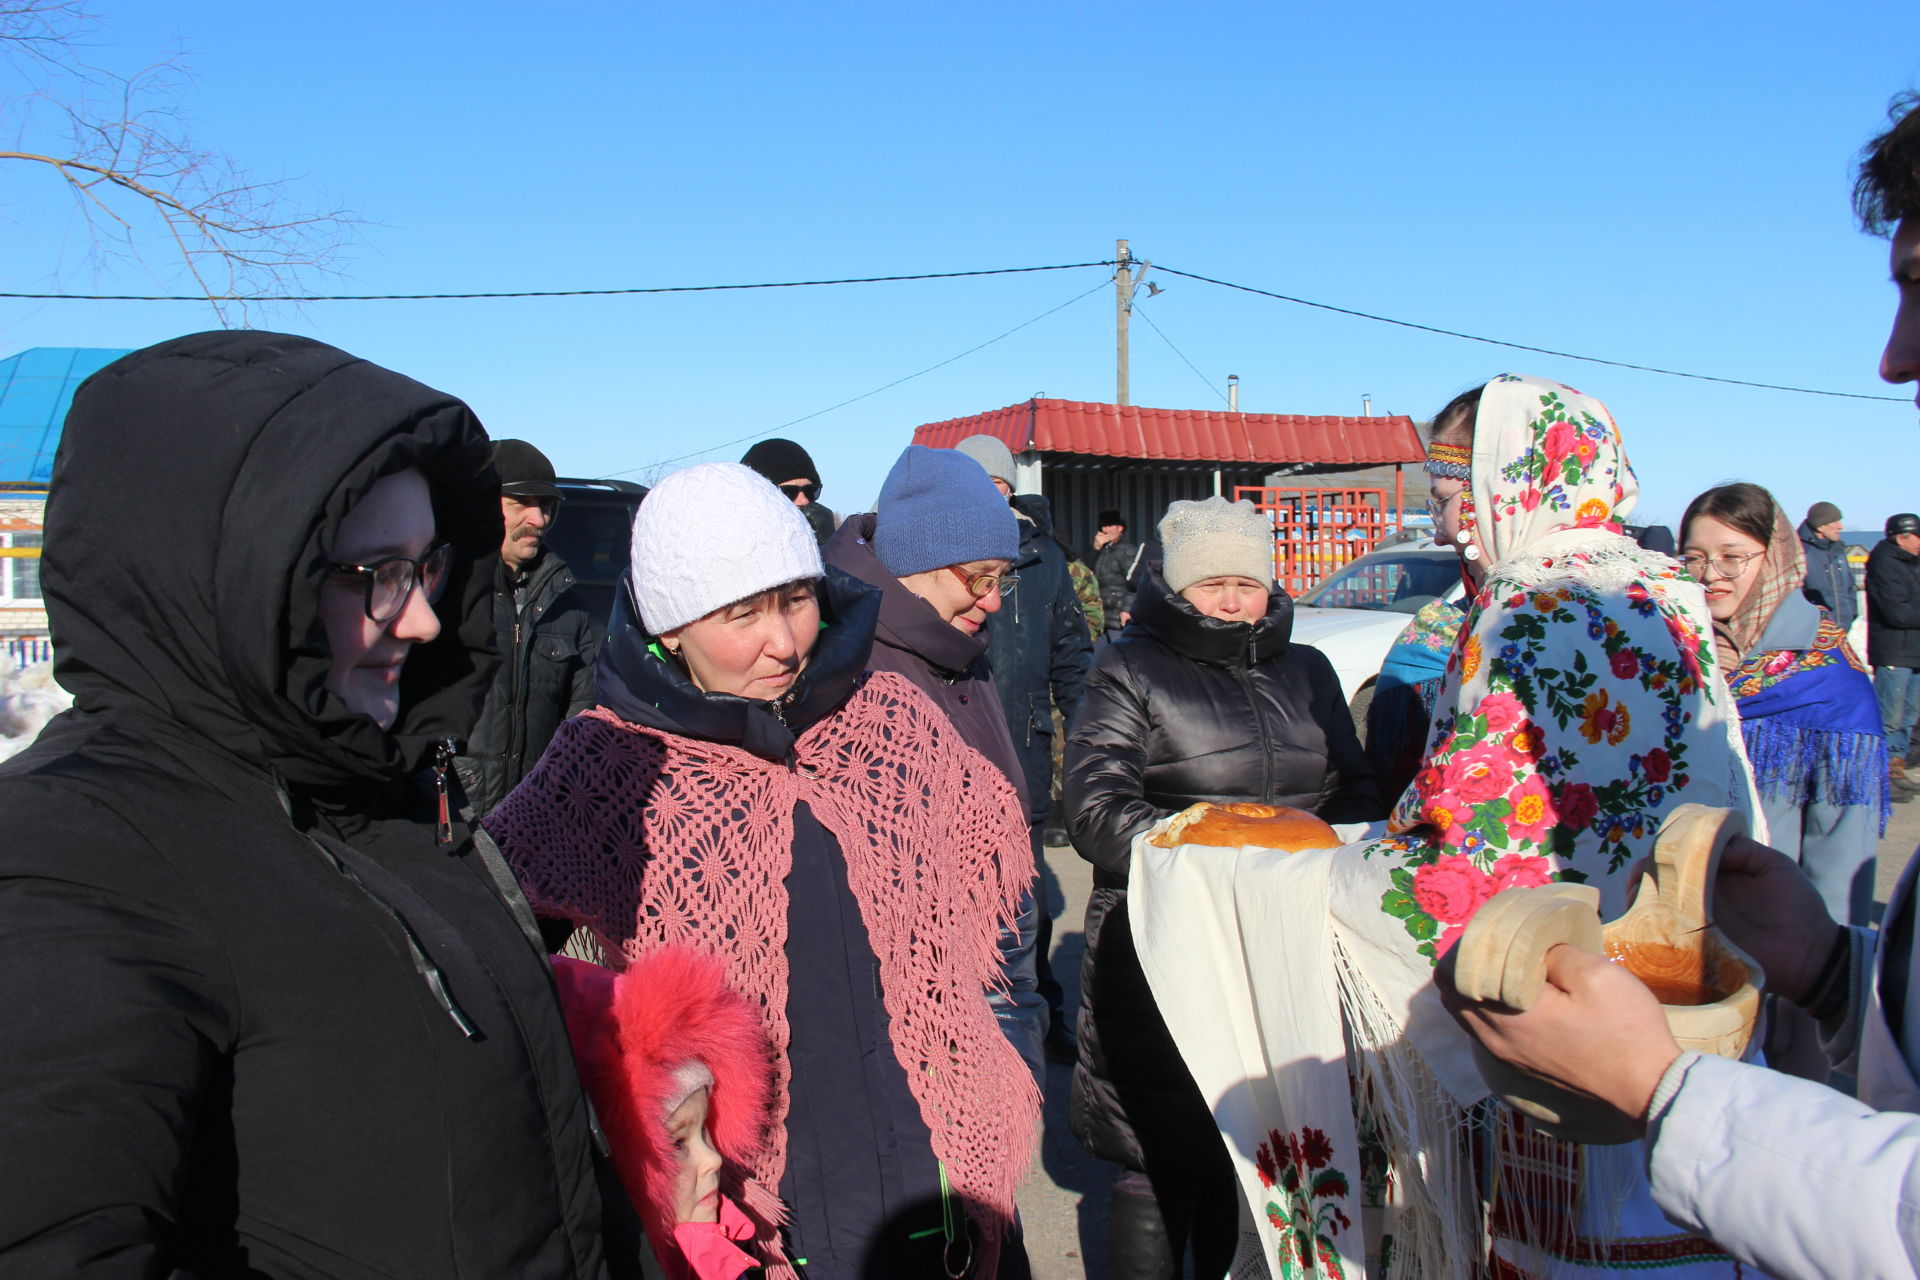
[[0, 661, 71, 762]]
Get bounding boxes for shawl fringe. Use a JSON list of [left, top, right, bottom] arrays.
[[1742, 719, 1891, 832]]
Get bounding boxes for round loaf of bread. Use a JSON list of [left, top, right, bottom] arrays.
[[1149, 801, 1340, 851]]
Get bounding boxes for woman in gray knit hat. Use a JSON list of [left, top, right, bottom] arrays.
[[1062, 495, 1380, 1280]]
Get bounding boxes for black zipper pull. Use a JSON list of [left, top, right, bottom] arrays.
[[432, 737, 456, 845]]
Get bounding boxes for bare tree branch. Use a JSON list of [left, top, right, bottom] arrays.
[[1, 0, 357, 323]]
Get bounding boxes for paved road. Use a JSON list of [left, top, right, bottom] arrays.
[[1017, 801, 1920, 1280]]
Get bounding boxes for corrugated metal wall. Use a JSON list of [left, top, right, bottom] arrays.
[[1036, 452, 1409, 559]]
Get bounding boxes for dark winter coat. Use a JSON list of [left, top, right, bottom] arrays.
[[986, 494, 1095, 822], [456, 548, 602, 815], [530, 570, 981, 1279], [1800, 520, 1859, 635], [1868, 538, 1920, 668], [1062, 569, 1379, 1170], [824, 512, 1046, 1085], [1092, 536, 1143, 630], [0, 332, 632, 1278]]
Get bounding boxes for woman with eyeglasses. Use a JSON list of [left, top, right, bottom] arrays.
[[823, 444, 1048, 1087], [1681, 482, 1887, 927], [0, 332, 645, 1276], [1061, 495, 1379, 1280], [487, 460, 1040, 1280]]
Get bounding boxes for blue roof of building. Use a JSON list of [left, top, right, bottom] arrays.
[[0, 347, 132, 488]]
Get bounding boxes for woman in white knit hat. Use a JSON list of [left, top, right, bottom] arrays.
[[1062, 494, 1380, 1280], [486, 462, 1040, 1280]]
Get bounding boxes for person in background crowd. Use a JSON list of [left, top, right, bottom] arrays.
[[1867, 510, 1920, 788], [823, 443, 1048, 1088], [0, 331, 646, 1277], [1799, 499, 1859, 633], [1092, 509, 1143, 639], [455, 438, 602, 816], [741, 437, 836, 546], [489, 462, 1039, 1279], [1064, 495, 1377, 1280], [953, 432, 1095, 1067], [1066, 549, 1105, 640], [1681, 482, 1887, 927], [1439, 94, 1920, 1280]]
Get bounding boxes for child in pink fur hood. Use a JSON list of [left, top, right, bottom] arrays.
[[551, 948, 780, 1280]]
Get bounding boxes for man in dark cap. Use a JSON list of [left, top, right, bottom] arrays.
[[455, 439, 602, 815], [741, 437, 838, 545], [1091, 508, 1142, 641], [1869, 510, 1920, 787], [1798, 500, 1858, 634]]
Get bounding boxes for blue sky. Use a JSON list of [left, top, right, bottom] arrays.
[[4, 0, 1918, 537]]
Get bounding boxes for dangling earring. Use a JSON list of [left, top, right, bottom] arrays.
[[1456, 490, 1482, 561]]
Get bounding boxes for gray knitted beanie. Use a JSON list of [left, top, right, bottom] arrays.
[[1159, 496, 1275, 594], [952, 433, 1017, 487]]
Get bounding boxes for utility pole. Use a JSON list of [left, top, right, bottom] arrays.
[[1114, 239, 1132, 406]]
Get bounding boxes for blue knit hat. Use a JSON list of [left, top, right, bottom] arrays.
[[873, 446, 1018, 578]]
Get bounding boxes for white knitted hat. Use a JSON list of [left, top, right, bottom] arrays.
[[1159, 496, 1275, 594], [629, 462, 823, 635]]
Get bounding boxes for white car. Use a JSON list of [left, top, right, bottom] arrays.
[[1288, 541, 1467, 725]]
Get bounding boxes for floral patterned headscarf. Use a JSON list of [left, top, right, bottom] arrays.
[[1707, 500, 1805, 674], [1461, 373, 1639, 569]]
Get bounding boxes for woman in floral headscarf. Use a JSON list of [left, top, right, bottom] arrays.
[[1124, 375, 1759, 1280], [1681, 481, 1887, 927]]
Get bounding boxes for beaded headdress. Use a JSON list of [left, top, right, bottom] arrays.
[[1424, 440, 1471, 481]]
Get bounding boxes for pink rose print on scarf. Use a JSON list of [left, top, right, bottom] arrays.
[[1476, 691, 1525, 733], [1610, 648, 1640, 680], [1422, 790, 1474, 847], [1503, 775, 1558, 844], [1443, 740, 1516, 805], [1413, 855, 1495, 923], [1489, 852, 1553, 893], [1543, 420, 1577, 464]]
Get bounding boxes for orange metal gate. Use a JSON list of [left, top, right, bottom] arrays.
[[1233, 484, 1404, 598]]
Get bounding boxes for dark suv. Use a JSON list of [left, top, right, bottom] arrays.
[[543, 477, 649, 628]]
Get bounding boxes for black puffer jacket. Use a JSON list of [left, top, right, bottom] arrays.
[[0, 333, 639, 1276], [1868, 538, 1920, 668], [1063, 570, 1378, 1169], [456, 549, 601, 815]]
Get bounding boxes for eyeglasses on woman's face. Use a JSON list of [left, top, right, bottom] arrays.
[[329, 543, 453, 623], [1680, 551, 1763, 582], [946, 565, 1019, 599]]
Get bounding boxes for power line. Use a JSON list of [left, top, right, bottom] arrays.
[[605, 280, 1110, 478], [1150, 265, 1910, 404], [1131, 302, 1229, 405], [6, 248, 1900, 404], [0, 261, 1118, 302]]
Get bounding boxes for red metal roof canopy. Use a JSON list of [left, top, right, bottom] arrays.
[[912, 397, 1421, 466]]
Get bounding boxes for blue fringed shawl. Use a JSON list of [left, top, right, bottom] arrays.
[[1729, 594, 1889, 831]]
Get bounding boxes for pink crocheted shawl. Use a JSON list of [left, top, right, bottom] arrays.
[[488, 671, 1039, 1278]]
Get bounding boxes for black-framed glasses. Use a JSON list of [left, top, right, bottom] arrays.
[[1680, 551, 1764, 582], [330, 543, 453, 622], [778, 481, 822, 503], [946, 565, 1019, 599]]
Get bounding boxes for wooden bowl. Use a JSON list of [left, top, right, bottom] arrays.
[[1450, 804, 1765, 1144]]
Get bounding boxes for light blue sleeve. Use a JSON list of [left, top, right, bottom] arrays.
[[1647, 1051, 1920, 1280]]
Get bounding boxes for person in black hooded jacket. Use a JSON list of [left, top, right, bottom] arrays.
[[1063, 497, 1379, 1280], [0, 332, 647, 1277]]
